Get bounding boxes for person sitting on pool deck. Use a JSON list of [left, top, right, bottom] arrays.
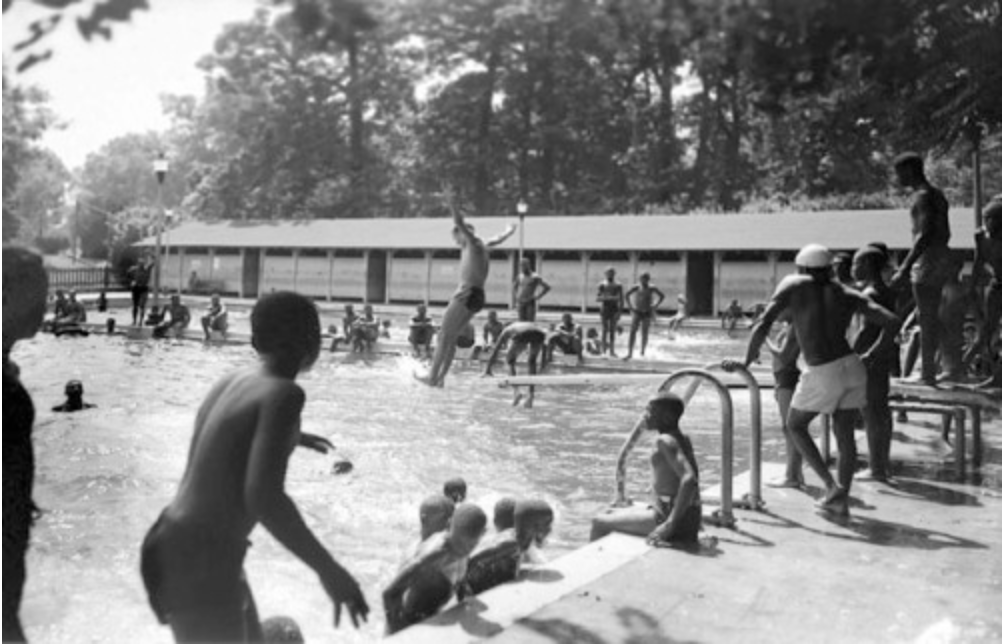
[[624, 273, 665, 360], [734, 243, 899, 517], [546, 313, 584, 365], [51, 380, 97, 413], [417, 189, 517, 387], [42, 289, 70, 331], [200, 293, 228, 341], [721, 299, 745, 335], [52, 290, 88, 336], [483, 322, 549, 408], [443, 477, 467, 504], [140, 292, 369, 642], [666, 294, 690, 334], [153, 294, 192, 339], [408, 304, 436, 358], [460, 499, 554, 599], [383, 503, 487, 635], [590, 392, 701, 545], [584, 327, 602, 355]]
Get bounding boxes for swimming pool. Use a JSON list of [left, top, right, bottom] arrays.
[[14, 331, 784, 643]]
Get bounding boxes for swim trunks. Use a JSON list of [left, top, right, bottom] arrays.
[[652, 495, 701, 543], [517, 300, 536, 322], [791, 353, 867, 414], [600, 301, 621, 321], [140, 510, 257, 628], [455, 286, 486, 314], [773, 367, 801, 391]]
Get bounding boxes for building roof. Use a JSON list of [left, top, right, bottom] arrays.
[[142, 209, 979, 253]]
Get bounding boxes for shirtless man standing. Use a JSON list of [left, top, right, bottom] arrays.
[[513, 259, 551, 322], [596, 267, 624, 356], [733, 244, 899, 516], [418, 192, 516, 387], [624, 273, 665, 360]]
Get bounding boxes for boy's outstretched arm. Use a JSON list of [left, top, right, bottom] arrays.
[[246, 383, 369, 628], [486, 224, 518, 248]]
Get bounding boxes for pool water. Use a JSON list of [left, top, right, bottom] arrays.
[[13, 331, 783, 643]]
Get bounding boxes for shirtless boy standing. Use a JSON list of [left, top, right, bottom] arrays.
[[140, 292, 368, 642], [738, 244, 899, 516], [597, 267, 624, 356], [624, 273, 665, 360], [418, 193, 516, 387]]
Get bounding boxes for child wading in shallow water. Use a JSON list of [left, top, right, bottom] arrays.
[[140, 291, 368, 642]]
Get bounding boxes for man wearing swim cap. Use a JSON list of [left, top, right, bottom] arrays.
[[735, 244, 899, 516], [418, 189, 516, 387]]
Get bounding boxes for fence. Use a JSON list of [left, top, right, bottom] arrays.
[[46, 267, 122, 292]]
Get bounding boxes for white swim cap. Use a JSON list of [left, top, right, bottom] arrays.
[[795, 244, 832, 269]]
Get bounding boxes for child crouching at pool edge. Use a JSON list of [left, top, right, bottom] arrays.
[[140, 291, 368, 642], [589, 391, 701, 546]]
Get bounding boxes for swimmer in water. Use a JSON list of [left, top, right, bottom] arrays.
[[461, 499, 554, 599], [590, 392, 702, 545], [419, 495, 456, 542], [51, 380, 97, 412], [418, 188, 517, 387], [483, 322, 549, 408], [443, 478, 467, 504], [493, 497, 517, 532], [383, 503, 487, 634]]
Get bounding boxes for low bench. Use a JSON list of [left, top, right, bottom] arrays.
[[818, 402, 968, 480]]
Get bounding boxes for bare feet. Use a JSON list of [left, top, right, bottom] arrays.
[[815, 486, 849, 516], [766, 477, 804, 489]]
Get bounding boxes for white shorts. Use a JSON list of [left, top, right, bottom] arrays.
[[791, 353, 867, 414]]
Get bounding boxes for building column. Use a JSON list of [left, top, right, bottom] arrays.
[[384, 251, 393, 305], [768, 251, 780, 296], [178, 247, 186, 292], [424, 250, 434, 306], [581, 251, 591, 314], [629, 251, 640, 282], [292, 249, 300, 292], [713, 251, 723, 317], [326, 250, 334, 302], [508, 250, 517, 311], [239, 249, 246, 298]]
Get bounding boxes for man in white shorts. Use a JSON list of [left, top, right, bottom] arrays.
[[736, 244, 899, 516]]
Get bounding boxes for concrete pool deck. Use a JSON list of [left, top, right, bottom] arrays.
[[393, 417, 1002, 644]]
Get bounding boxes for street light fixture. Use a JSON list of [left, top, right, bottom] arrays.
[[516, 198, 528, 265], [152, 152, 169, 313]]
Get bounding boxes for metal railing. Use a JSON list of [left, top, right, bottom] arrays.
[[47, 267, 119, 292]]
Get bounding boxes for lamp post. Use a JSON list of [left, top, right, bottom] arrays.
[[152, 153, 169, 313], [516, 198, 528, 265]]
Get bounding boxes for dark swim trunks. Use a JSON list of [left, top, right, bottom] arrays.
[[455, 286, 486, 314], [140, 510, 258, 630], [652, 497, 702, 543], [601, 301, 621, 321], [773, 367, 801, 391]]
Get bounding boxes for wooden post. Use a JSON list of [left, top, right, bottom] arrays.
[[508, 250, 517, 311], [178, 247, 186, 293], [768, 251, 779, 296], [326, 250, 334, 302], [581, 251, 591, 314], [208, 248, 216, 282], [629, 251, 640, 283], [384, 251, 393, 305], [292, 249, 300, 292], [424, 250, 434, 306], [713, 251, 723, 316], [239, 249, 246, 298]]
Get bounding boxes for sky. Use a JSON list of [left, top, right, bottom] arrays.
[[3, 0, 258, 170]]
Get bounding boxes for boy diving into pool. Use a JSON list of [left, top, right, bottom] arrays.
[[383, 503, 487, 634], [417, 189, 516, 387], [140, 291, 368, 642]]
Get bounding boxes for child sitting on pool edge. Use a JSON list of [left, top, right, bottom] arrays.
[[140, 291, 368, 642]]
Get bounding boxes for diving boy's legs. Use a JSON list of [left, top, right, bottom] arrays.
[[863, 370, 892, 480], [425, 299, 471, 386], [913, 282, 944, 383]]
